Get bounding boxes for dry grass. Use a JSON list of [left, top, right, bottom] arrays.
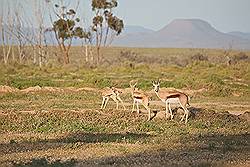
[[0, 46, 249, 166], [0, 88, 249, 166]]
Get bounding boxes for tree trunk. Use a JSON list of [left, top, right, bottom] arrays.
[[61, 39, 70, 64], [85, 45, 88, 62], [18, 45, 22, 63], [90, 45, 94, 63], [39, 49, 43, 68], [64, 51, 70, 64], [97, 46, 100, 65], [12, 47, 15, 61], [33, 46, 37, 64], [3, 46, 7, 64], [38, 47, 42, 68]]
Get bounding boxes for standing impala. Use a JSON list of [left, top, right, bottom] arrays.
[[130, 81, 151, 121], [152, 80, 190, 123], [100, 87, 126, 110]]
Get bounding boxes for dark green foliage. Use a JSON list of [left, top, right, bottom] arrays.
[[91, 0, 124, 64], [107, 15, 124, 35], [9, 77, 56, 89], [51, 4, 91, 64], [52, 10, 88, 40], [91, 0, 123, 36], [92, 0, 118, 10]]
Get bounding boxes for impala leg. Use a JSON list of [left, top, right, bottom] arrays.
[[184, 108, 190, 124], [180, 103, 185, 122], [116, 100, 119, 109], [136, 101, 139, 114], [166, 102, 173, 119], [111, 96, 119, 109], [180, 108, 189, 124], [141, 103, 151, 121], [179, 102, 189, 123], [103, 97, 109, 109], [180, 112, 185, 122], [101, 97, 105, 109], [110, 95, 119, 109], [168, 103, 173, 120], [114, 99, 119, 109], [132, 99, 135, 113], [117, 96, 126, 110], [146, 108, 151, 121], [165, 101, 169, 118]]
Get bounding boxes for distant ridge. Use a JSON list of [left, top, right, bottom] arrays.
[[1, 19, 250, 50], [228, 31, 250, 41], [122, 25, 154, 35], [113, 19, 250, 50]]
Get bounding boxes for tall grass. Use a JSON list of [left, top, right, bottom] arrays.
[[0, 46, 249, 96]]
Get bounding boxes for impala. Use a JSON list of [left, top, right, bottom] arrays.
[[100, 87, 126, 110], [130, 81, 151, 121], [152, 80, 190, 123]]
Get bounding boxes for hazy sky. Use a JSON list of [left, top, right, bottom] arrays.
[[0, 0, 250, 33], [116, 0, 250, 33]]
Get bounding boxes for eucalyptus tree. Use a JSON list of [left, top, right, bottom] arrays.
[[50, 2, 90, 64], [91, 0, 124, 64]]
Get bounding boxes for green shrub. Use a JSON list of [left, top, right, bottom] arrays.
[[9, 77, 57, 89]]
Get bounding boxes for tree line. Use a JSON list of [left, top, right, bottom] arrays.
[[0, 0, 124, 67]]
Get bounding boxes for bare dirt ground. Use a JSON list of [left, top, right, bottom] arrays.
[[0, 85, 249, 167]]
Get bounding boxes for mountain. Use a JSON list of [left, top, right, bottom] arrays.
[[122, 25, 154, 35], [227, 31, 250, 41], [0, 25, 153, 45], [113, 19, 250, 50], [1, 19, 250, 50]]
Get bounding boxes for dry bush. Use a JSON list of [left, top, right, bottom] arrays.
[[231, 52, 249, 64], [191, 53, 208, 61], [119, 50, 189, 67], [119, 50, 138, 61]]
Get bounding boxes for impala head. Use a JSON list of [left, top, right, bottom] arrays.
[[152, 80, 160, 92]]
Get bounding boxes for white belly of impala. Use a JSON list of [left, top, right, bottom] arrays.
[[135, 99, 143, 103], [166, 97, 179, 104]]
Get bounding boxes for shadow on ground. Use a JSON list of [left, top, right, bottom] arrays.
[[76, 133, 250, 167], [0, 132, 150, 155], [10, 133, 249, 167]]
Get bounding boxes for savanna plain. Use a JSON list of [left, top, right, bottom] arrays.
[[0, 47, 249, 167]]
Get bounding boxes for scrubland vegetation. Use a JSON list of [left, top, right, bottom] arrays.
[[1, 0, 249, 166], [1, 46, 249, 95], [0, 46, 249, 166]]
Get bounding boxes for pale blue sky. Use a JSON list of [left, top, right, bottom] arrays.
[[0, 0, 250, 33], [116, 0, 250, 33]]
